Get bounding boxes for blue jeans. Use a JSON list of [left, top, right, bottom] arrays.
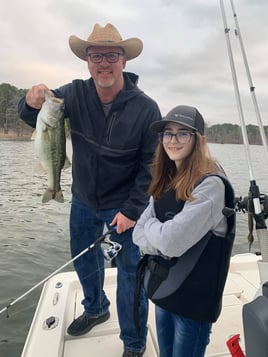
[[70, 196, 148, 352], [155, 306, 212, 357]]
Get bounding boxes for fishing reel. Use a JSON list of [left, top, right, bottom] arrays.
[[222, 194, 268, 219], [102, 236, 122, 262], [234, 194, 268, 219]]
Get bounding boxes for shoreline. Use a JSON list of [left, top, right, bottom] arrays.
[[0, 132, 32, 141]]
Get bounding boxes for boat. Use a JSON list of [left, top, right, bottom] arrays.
[[20, 267, 159, 357], [18, 252, 267, 357], [6, 1, 268, 356]]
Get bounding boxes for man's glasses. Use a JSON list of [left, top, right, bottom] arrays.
[[87, 52, 124, 64], [159, 131, 195, 144]]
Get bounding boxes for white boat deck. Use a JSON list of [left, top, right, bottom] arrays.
[[207, 253, 261, 356], [21, 253, 262, 357]]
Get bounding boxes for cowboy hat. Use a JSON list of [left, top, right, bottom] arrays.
[[69, 23, 143, 61]]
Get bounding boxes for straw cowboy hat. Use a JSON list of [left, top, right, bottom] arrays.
[[69, 23, 143, 61]]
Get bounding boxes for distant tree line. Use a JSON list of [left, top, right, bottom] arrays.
[[205, 123, 268, 145], [1, 82, 267, 144], [0, 83, 30, 136]]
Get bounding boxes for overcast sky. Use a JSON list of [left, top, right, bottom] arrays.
[[1, 0, 267, 126]]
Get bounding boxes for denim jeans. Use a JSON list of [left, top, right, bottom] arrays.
[[70, 195, 148, 352], [155, 306, 212, 357]]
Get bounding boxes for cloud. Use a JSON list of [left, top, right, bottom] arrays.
[[1, 0, 267, 125]]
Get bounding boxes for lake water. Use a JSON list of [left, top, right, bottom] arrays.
[[1, 140, 268, 357]]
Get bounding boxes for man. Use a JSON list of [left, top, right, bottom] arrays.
[[18, 23, 162, 357]]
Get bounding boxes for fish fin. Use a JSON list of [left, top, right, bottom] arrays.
[[42, 190, 53, 203], [54, 190, 64, 203], [65, 118, 71, 138], [247, 213, 254, 252], [248, 232, 254, 252], [42, 189, 64, 203], [34, 161, 46, 174], [63, 156, 71, 169], [31, 130, 37, 140]]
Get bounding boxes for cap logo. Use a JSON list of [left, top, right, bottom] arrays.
[[174, 113, 194, 123], [149, 105, 205, 135]]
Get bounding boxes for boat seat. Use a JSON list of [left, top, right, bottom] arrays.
[[242, 281, 268, 357]]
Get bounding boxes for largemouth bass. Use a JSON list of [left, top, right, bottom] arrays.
[[35, 91, 70, 203]]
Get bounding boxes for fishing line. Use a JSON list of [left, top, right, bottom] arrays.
[[220, 0, 268, 263], [0, 229, 118, 317]]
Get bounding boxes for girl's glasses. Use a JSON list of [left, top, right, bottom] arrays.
[[159, 131, 195, 144]]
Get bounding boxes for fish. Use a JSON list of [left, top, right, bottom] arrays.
[[34, 91, 71, 203], [247, 212, 254, 252]]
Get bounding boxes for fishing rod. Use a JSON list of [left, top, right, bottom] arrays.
[[219, 0, 268, 267], [219, 0, 253, 179], [229, 0, 268, 164], [0, 229, 120, 317]]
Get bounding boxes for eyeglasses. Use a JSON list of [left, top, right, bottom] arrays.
[[87, 52, 124, 64], [159, 131, 195, 144]]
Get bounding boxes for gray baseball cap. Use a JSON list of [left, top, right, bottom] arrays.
[[150, 105, 205, 135]]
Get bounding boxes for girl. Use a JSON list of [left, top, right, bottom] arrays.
[[133, 105, 235, 357]]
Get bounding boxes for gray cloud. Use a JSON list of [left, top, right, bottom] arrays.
[[1, 0, 267, 125]]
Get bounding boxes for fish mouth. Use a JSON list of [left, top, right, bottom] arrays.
[[52, 97, 64, 104]]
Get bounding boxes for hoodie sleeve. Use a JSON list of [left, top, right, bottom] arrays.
[[133, 176, 227, 258], [17, 96, 40, 128], [133, 197, 161, 255], [120, 101, 162, 221]]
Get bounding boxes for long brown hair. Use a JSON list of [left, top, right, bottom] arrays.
[[149, 133, 222, 201]]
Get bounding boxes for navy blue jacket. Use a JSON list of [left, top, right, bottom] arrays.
[[18, 72, 162, 220]]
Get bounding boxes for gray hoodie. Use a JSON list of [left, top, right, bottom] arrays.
[[133, 176, 227, 258]]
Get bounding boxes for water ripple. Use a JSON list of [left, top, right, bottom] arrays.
[[0, 140, 265, 356]]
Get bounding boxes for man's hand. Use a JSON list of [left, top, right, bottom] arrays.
[[110, 212, 136, 234], [26, 84, 53, 109]]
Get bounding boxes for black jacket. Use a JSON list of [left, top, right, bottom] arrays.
[[18, 72, 162, 220], [136, 174, 235, 323]]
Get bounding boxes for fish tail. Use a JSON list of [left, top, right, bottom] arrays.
[[42, 189, 64, 203]]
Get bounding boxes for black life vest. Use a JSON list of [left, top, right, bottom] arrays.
[[134, 174, 236, 333]]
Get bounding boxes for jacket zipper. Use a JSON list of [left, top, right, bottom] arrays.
[[106, 112, 117, 143], [95, 111, 118, 206]]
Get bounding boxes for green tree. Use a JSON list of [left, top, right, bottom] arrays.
[[0, 83, 29, 135]]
